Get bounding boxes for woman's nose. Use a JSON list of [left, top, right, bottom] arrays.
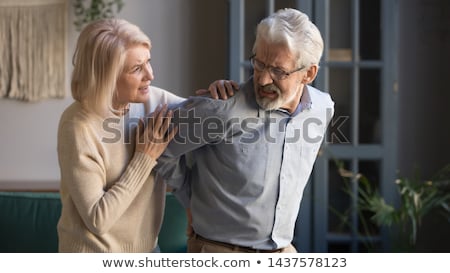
[[144, 63, 154, 81]]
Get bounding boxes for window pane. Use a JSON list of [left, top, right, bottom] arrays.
[[328, 160, 352, 234], [329, 68, 352, 144], [330, 0, 352, 62], [329, 242, 351, 253], [359, 68, 381, 144], [360, 0, 381, 60], [358, 160, 380, 188], [275, 0, 296, 10], [244, 0, 265, 57], [358, 241, 382, 253], [357, 160, 381, 238]]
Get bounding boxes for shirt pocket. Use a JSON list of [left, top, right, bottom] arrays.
[[220, 142, 268, 194]]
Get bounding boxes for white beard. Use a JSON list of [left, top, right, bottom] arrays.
[[255, 84, 284, 110]]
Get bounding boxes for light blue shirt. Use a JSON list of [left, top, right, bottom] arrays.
[[157, 78, 334, 250]]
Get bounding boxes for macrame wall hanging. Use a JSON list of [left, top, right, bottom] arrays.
[[0, 0, 67, 102]]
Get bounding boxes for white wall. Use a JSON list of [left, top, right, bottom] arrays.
[[0, 0, 228, 189]]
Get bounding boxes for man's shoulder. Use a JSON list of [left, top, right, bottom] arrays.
[[177, 81, 255, 120], [149, 85, 170, 96], [307, 85, 334, 109], [183, 90, 245, 113]]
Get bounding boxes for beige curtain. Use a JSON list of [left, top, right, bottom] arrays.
[[0, 0, 66, 101]]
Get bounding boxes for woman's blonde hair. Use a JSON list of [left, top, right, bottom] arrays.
[[71, 18, 151, 116]]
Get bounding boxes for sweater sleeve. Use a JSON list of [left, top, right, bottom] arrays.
[[58, 119, 157, 235]]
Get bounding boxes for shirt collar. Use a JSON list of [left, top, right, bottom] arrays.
[[296, 85, 313, 114], [279, 85, 313, 117], [245, 77, 313, 117]]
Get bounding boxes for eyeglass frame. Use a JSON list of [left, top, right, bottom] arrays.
[[249, 54, 305, 81]]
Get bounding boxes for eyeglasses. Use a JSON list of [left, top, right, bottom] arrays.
[[250, 55, 305, 81]]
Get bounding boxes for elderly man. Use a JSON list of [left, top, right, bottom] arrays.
[[157, 8, 334, 253]]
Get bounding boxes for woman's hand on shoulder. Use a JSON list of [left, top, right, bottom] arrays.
[[135, 104, 177, 160], [195, 79, 239, 100]]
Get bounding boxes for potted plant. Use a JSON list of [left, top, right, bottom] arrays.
[[334, 161, 450, 252]]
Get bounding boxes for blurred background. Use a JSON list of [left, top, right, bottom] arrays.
[[0, 0, 448, 252]]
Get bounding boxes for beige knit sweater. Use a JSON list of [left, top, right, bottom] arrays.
[[57, 87, 184, 252]]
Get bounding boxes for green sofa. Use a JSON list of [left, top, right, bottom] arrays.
[[0, 191, 187, 253]]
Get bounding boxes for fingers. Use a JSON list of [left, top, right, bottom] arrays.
[[166, 124, 178, 142], [135, 104, 177, 158], [221, 80, 239, 98], [230, 80, 239, 91], [196, 80, 240, 99], [145, 104, 159, 142], [209, 80, 240, 100], [215, 80, 228, 100], [223, 80, 236, 97], [146, 104, 176, 144], [195, 88, 210, 96], [159, 108, 173, 139], [135, 118, 145, 145], [207, 82, 220, 100], [152, 104, 167, 135]]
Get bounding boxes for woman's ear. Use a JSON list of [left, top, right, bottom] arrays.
[[302, 65, 319, 84]]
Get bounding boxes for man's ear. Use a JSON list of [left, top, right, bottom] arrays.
[[302, 65, 319, 84]]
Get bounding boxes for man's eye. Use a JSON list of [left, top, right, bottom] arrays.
[[255, 60, 265, 70], [272, 68, 286, 77]]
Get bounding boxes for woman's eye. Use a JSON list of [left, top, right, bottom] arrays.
[[132, 66, 142, 73]]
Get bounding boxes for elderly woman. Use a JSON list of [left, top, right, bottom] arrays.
[[57, 18, 236, 252]]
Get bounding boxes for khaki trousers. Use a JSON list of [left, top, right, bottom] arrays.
[[187, 234, 297, 253]]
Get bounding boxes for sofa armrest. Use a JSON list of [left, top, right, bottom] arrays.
[[0, 191, 61, 253], [0, 191, 188, 253]]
